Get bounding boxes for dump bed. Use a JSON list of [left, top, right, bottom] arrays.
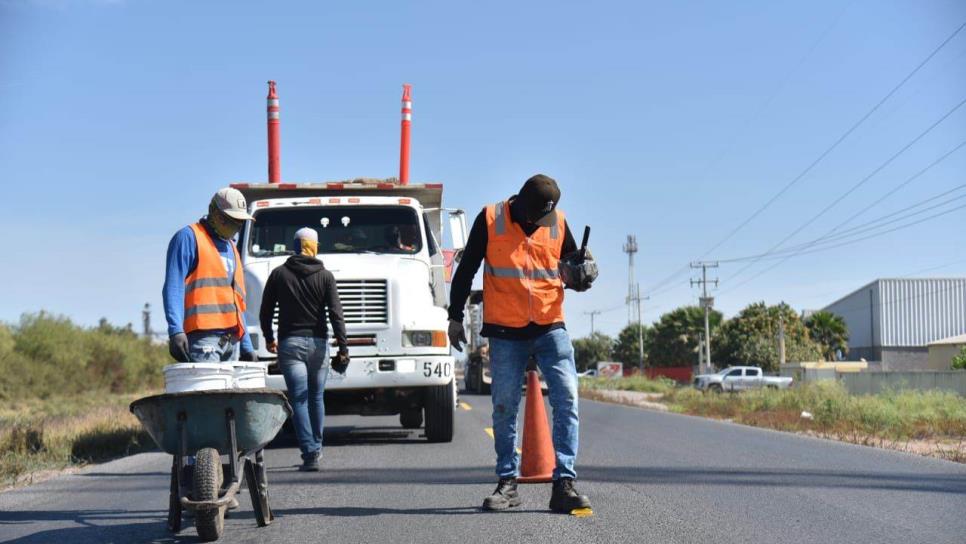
[[230, 178, 443, 210]]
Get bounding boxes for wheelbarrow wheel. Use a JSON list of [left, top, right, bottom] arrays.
[[193, 447, 225, 542]]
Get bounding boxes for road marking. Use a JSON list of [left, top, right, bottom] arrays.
[[483, 427, 522, 454], [459, 402, 472, 411]]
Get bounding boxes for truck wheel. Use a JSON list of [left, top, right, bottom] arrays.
[[400, 408, 423, 429], [193, 447, 224, 542], [424, 380, 455, 443], [709, 384, 723, 394]]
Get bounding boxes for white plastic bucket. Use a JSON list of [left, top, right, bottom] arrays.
[[232, 363, 267, 389], [163, 363, 234, 393]]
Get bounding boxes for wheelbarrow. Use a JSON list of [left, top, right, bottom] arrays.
[[130, 389, 291, 542]]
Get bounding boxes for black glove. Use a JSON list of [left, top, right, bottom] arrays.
[[331, 349, 350, 375], [559, 248, 598, 292], [168, 333, 190, 362], [239, 350, 257, 362], [448, 319, 467, 352]]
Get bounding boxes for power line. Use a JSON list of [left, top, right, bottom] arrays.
[[721, 201, 966, 292], [698, 20, 966, 260], [723, 94, 966, 283], [717, 184, 966, 263]]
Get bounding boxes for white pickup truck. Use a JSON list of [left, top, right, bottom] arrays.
[[232, 179, 467, 442], [692, 366, 793, 392]]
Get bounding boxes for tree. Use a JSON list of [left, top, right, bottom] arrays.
[[572, 332, 615, 372], [715, 302, 821, 372], [952, 346, 966, 370], [613, 323, 653, 369], [647, 306, 723, 367], [804, 311, 849, 361]]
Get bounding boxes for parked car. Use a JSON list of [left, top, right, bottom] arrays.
[[692, 366, 793, 393]]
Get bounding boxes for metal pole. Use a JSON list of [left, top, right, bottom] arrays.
[[637, 283, 644, 372], [399, 84, 412, 185], [266, 81, 281, 184], [778, 314, 786, 368]]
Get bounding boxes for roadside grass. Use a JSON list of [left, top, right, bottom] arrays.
[[579, 375, 677, 395], [0, 391, 158, 487], [662, 382, 966, 462]]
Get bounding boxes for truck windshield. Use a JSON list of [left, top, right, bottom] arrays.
[[249, 206, 423, 256]]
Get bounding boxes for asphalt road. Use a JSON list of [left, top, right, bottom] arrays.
[[2, 392, 965, 544]]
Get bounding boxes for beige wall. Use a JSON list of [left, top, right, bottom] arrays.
[[927, 343, 965, 370]]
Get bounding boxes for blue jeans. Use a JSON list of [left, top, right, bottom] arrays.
[[489, 328, 579, 480], [187, 331, 239, 362], [278, 336, 329, 461]]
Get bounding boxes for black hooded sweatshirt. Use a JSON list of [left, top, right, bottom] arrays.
[[259, 256, 348, 351]]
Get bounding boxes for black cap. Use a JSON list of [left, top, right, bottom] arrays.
[[517, 174, 561, 227]]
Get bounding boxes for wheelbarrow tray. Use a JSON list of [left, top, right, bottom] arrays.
[[131, 389, 290, 456]]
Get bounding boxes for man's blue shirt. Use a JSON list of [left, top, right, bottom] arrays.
[[162, 222, 253, 352]]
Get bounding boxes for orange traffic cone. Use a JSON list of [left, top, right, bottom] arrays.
[[518, 370, 555, 483]]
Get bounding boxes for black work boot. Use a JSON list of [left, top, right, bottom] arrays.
[[482, 477, 521, 511], [549, 478, 591, 513], [299, 454, 320, 472]]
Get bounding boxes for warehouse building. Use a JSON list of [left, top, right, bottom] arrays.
[[821, 278, 966, 370]]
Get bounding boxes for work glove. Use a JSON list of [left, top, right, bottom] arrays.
[[448, 319, 467, 352], [168, 333, 190, 362], [559, 248, 598, 292], [331, 349, 350, 375], [239, 350, 257, 362]]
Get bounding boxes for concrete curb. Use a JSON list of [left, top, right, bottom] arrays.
[[580, 389, 669, 412]]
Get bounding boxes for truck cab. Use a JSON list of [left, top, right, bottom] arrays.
[[232, 179, 467, 442]]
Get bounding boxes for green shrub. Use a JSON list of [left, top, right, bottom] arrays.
[[952, 346, 966, 370], [0, 313, 167, 400]]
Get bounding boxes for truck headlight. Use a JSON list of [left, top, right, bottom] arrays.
[[402, 331, 448, 347]]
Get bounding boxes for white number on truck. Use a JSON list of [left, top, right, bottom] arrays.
[[423, 361, 452, 378]]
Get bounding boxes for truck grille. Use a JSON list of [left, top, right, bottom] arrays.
[[337, 279, 389, 324], [271, 279, 388, 326]]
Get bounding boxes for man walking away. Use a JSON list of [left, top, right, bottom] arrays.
[[163, 187, 257, 365], [260, 227, 349, 472], [448, 174, 598, 513]]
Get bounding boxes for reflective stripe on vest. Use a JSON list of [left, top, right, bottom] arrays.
[[482, 200, 565, 328], [183, 222, 247, 338]]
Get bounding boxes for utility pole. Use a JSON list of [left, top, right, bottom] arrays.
[[142, 303, 152, 338], [627, 283, 649, 371], [690, 261, 719, 375], [777, 314, 786, 368], [584, 310, 602, 335], [623, 235, 638, 325]]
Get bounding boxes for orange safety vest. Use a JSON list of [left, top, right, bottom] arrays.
[[482, 200, 566, 328], [183, 222, 247, 339]]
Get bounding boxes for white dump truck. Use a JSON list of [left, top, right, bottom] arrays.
[[231, 179, 467, 442]]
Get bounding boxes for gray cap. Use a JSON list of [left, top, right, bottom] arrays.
[[294, 227, 318, 242], [211, 187, 255, 221]]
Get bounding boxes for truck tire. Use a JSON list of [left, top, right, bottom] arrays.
[[424, 380, 455, 443], [400, 408, 423, 429], [193, 447, 224, 542], [709, 384, 723, 394]]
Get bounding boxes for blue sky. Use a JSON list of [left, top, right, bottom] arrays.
[[1, 0, 964, 339]]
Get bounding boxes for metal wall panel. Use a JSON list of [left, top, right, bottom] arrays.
[[823, 278, 966, 349], [823, 280, 877, 348], [878, 279, 966, 346]]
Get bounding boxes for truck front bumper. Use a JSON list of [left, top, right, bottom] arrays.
[[265, 355, 456, 391]]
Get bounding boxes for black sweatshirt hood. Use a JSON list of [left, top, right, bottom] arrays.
[[284, 255, 325, 277]]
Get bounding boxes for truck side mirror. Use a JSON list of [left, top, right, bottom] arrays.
[[448, 210, 468, 250]]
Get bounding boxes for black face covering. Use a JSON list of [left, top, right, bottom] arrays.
[[207, 203, 244, 240]]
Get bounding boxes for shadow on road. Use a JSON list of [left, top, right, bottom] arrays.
[[274, 505, 485, 518], [255, 464, 966, 495]]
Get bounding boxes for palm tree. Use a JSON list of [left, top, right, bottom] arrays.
[[805, 311, 849, 361]]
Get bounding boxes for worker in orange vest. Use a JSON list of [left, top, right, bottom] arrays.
[[163, 188, 257, 364], [448, 174, 598, 513]]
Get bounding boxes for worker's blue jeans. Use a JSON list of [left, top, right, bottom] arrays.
[[278, 336, 330, 461], [187, 332, 239, 362], [489, 328, 579, 480]]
